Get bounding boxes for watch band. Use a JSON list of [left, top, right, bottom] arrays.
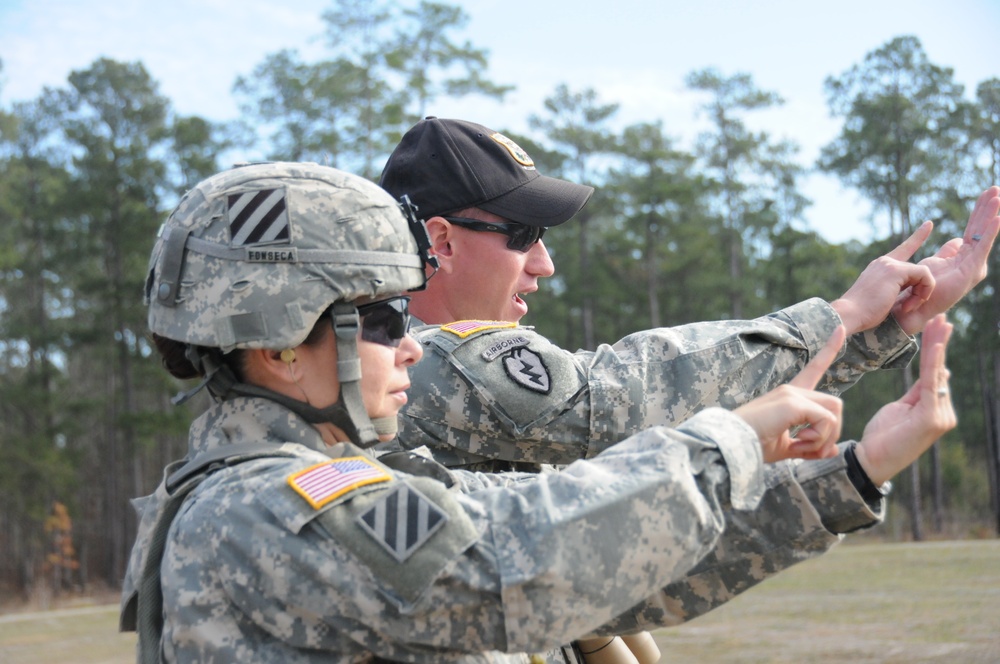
[[844, 442, 891, 503]]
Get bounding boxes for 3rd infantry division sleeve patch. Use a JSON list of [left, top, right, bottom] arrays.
[[356, 483, 449, 563], [288, 457, 391, 510]]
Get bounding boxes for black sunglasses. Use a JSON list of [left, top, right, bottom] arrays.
[[356, 296, 411, 348], [442, 216, 546, 253]]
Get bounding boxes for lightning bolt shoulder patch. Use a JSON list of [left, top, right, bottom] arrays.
[[502, 347, 552, 394]]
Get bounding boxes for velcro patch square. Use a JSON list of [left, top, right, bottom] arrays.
[[228, 188, 290, 247], [440, 319, 516, 338], [288, 457, 390, 510], [356, 484, 448, 562]]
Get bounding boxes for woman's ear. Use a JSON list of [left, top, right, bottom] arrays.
[[245, 347, 297, 388]]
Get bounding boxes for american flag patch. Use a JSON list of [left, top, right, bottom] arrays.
[[287, 457, 391, 510], [228, 188, 290, 247], [440, 319, 516, 338]]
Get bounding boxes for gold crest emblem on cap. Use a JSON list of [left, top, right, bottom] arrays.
[[490, 132, 535, 168]]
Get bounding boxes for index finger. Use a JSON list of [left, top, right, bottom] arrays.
[[789, 325, 847, 390], [885, 220, 933, 262]]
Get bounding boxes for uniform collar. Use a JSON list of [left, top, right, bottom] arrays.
[[186, 396, 330, 457]]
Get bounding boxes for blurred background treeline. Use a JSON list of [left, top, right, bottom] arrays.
[[0, 0, 998, 604]]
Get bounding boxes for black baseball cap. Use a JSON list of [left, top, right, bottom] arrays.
[[379, 117, 594, 228]]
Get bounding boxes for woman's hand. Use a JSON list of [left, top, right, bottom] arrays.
[[734, 326, 846, 463]]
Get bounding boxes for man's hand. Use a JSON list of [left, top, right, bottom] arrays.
[[892, 186, 1000, 335], [854, 314, 957, 485], [735, 326, 846, 463], [830, 222, 935, 335]]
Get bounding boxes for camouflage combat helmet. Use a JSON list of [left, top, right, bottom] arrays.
[[145, 161, 433, 446]]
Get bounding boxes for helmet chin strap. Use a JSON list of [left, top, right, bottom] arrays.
[[180, 303, 384, 449], [371, 416, 398, 437], [325, 302, 380, 448]]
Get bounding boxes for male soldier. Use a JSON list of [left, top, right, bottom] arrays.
[[377, 117, 1000, 645], [378, 117, 997, 467]]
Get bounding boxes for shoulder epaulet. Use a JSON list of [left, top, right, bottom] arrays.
[[166, 442, 293, 493]]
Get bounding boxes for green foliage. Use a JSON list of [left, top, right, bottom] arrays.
[[819, 36, 969, 237], [233, 50, 377, 166], [0, 57, 229, 594], [387, 1, 514, 118], [685, 68, 796, 318], [526, 85, 620, 349], [603, 121, 728, 329], [170, 115, 227, 194], [232, 0, 512, 179], [1, 17, 998, 598], [972, 78, 1000, 185]]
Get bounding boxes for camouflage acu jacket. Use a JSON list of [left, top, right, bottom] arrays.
[[121, 396, 802, 662], [393, 297, 914, 470]]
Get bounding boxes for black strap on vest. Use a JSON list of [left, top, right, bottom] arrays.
[[164, 442, 284, 492]]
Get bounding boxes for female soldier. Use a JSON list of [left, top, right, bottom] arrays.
[[120, 162, 955, 663]]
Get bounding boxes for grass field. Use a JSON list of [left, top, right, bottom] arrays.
[[1, 540, 997, 663]]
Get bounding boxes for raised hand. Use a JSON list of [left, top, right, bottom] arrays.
[[891, 186, 1000, 335], [854, 314, 957, 485], [829, 222, 935, 335], [734, 326, 846, 463]]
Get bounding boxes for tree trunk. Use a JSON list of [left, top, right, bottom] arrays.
[[930, 443, 944, 533], [994, 358, 1000, 536], [579, 216, 595, 350], [983, 353, 1000, 536], [645, 212, 661, 329], [728, 225, 743, 318], [903, 363, 924, 541]]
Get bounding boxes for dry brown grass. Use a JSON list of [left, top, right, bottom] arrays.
[[652, 539, 1000, 662], [1, 540, 997, 663]]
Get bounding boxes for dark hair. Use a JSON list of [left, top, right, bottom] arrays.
[[150, 333, 242, 380], [150, 309, 333, 382]]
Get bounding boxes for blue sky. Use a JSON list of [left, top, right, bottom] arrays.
[[1, 0, 998, 243]]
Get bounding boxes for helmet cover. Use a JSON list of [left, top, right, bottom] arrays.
[[146, 162, 426, 350]]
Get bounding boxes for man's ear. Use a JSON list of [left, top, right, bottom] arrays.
[[424, 216, 455, 267]]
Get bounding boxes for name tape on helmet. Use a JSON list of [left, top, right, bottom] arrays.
[[245, 247, 299, 262]]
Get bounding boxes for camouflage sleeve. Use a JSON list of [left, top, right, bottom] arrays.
[[439, 406, 770, 654], [396, 299, 914, 467], [821, 314, 916, 396], [586, 443, 884, 636]]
